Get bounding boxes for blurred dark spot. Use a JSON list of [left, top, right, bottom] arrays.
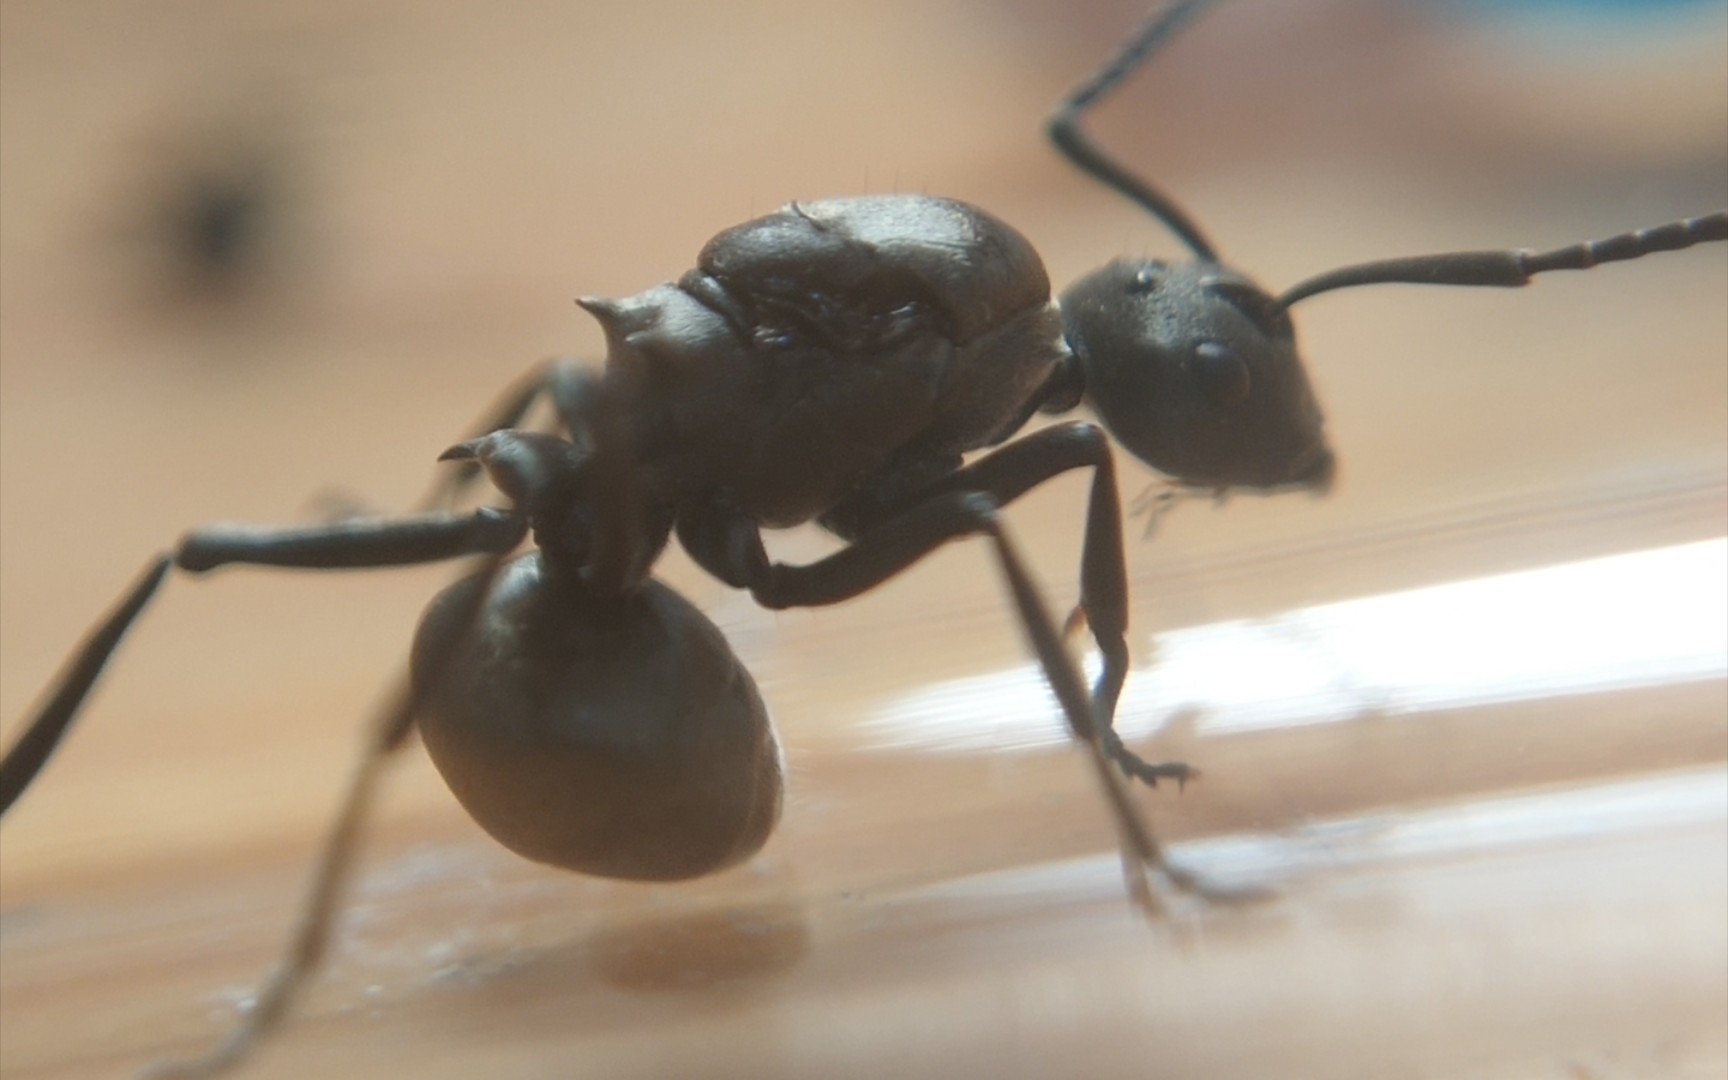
[[110, 100, 318, 338], [156, 154, 282, 302]]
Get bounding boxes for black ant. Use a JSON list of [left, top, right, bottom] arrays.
[[3, 1, 1723, 1076]]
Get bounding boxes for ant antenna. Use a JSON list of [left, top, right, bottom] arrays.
[[1276, 212, 1728, 309], [1048, 0, 1220, 261]]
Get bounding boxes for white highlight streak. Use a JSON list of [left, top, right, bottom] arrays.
[[865, 538, 1727, 752]]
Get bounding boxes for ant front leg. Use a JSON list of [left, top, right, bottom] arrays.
[[907, 422, 1193, 789], [824, 421, 1193, 789], [678, 485, 1230, 912]]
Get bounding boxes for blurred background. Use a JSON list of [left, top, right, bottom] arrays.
[[1, 1, 1724, 1077]]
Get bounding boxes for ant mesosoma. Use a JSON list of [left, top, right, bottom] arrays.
[[3, 1, 1724, 1075]]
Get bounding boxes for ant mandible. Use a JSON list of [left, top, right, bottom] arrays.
[[3, 1, 1724, 1076]]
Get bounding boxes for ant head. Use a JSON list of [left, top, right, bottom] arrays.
[[1059, 258, 1334, 494], [441, 429, 671, 592]]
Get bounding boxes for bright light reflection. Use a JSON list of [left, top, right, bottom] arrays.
[[910, 767, 1728, 904], [864, 538, 1727, 752]]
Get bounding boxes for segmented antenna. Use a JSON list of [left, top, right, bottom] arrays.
[[1276, 211, 1728, 309], [1048, 0, 1220, 261]]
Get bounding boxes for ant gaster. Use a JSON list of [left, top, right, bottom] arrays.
[[3, 2, 1724, 1076]]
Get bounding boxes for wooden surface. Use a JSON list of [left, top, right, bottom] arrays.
[[2, 2, 1725, 1078]]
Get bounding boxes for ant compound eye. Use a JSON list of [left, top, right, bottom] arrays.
[[1192, 340, 1252, 406]]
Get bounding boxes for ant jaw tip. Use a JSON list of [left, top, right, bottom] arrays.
[[438, 440, 483, 463]]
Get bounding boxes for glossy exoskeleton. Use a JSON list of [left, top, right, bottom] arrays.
[[2, 1, 1723, 1076]]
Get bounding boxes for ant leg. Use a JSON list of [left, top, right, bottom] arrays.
[[0, 556, 169, 813], [0, 509, 524, 817], [426, 362, 548, 509], [141, 549, 516, 1080], [411, 358, 585, 512], [298, 362, 569, 524], [906, 422, 1180, 784], [973, 502, 1200, 916], [681, 490, 1228, 912], [832, 421, 1192, 789], [299, 359, 581, 524], [414, 360, 668, 590]]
